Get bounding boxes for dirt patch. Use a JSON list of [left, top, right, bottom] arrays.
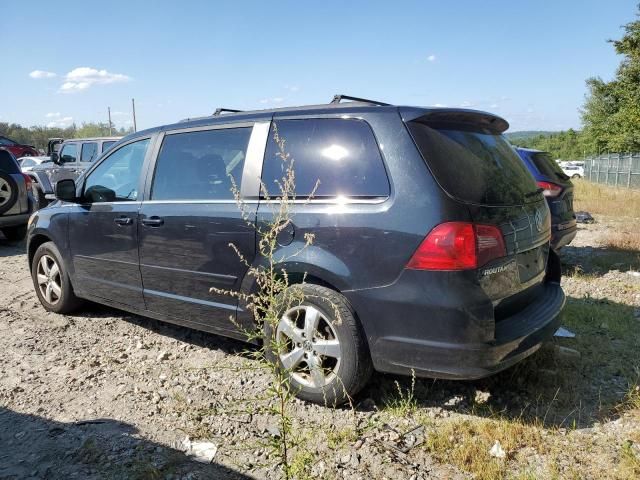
[[1, 212, 639, 479]]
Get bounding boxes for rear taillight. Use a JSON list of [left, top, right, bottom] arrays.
[[406, 222, 506, 271], [537, 180, 562, 198], [22, 173, 32, 189]]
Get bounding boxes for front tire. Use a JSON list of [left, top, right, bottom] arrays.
[[31, 241, 83, 313], [572, 174, 581, 179], [265, 284, 373, 406]]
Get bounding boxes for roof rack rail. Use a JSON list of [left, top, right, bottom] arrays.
[[213, 108, 243, 116], [330, 94, 390, 106]]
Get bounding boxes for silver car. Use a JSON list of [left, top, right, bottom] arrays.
[[27, 137, 121, 208]]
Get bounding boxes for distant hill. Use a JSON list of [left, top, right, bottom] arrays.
[[505, 131, 557, 142]]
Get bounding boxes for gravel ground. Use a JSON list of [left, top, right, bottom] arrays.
[[0, 218, 638, 479]]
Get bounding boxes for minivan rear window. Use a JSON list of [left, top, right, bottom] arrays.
[[408, 122, 538, 206], [262, 119, 389, 198]]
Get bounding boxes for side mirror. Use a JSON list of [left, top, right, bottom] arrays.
[[50, 152, 60, 164], [55, 179, 77, 202]]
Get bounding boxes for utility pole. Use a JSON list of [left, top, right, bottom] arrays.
[[108, 107, 113, 136], [131, 98, 137, 132]]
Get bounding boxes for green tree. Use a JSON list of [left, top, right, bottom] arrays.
[[581, 5, 640, 152]]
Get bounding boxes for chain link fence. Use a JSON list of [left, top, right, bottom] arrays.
[[583, 153, 640, 189]]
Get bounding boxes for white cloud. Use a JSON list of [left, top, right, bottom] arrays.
[[489, 103, 499, 109], [59, 67, 131, 93], [427, 54, 436, 62], [285, 85, 300, 92], [432, 103, 447, 107], [30, 70, 57, 79], [47, 116, 73, 128], [45, 112, 61, 118], [460, 101, 474, 108]]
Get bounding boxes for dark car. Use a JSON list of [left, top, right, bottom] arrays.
[[0, 148, 35, 241], [26, 96, 565, 405], [26, 136, 121, 209], [515, 147, 577, 250], [0, 136, 39, 158]]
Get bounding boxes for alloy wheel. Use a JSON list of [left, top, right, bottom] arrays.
[[276, 304, 341, 388], [36, 255, 62, 305], [0, 177, 11, 207]]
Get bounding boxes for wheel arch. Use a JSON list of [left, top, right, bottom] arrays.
[[28, 233, 52, 266]]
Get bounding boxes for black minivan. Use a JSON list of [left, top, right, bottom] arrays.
[[27, 97, 565, 405]]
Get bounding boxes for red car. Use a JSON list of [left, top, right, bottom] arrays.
[[0, 136, 39, 157]]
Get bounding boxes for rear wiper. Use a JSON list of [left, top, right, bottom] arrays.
[[525, 187, 544, 198]]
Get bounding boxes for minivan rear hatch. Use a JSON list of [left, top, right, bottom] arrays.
[[524, 150, 575, 227], [403, 108, 551, 308]]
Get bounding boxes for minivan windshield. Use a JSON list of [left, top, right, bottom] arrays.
[[408, 121, 538, 206]]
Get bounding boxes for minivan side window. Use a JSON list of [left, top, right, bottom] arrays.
[[80, 142, 98, 162], [151, 127, 252, 201], [102, 141, 116, 152], [59, 144, 77, 163], [261, 119, 389, 198], [83, 138, 150, 203]]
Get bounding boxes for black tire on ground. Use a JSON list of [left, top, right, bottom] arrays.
[[572, 174, 581, 179], [31, 241, 83, 314], [1, 225, 27, 242], [264, 283, 373, 406], [0, 171, 19, 215]]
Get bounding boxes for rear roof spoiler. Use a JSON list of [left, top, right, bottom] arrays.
[[400, 107, 509, 134]]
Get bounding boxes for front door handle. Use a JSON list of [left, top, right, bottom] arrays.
[[141, 216, 164, 227], [114, 216, 133, 226]]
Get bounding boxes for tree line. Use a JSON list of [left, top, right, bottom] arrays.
[[0, 122, 132, 152]]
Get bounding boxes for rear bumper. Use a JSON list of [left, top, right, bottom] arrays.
[[0, 213, 30, 228], [348, 280, 565, 380], [551, 221, 577, 250]]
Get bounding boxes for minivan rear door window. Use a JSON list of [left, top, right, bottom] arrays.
[[151, 127, 251, 201], [407, 122, 538, 206]]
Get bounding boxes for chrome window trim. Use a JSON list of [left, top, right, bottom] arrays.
[[138, 196, 387, 206], [241, 121, 270, 199]]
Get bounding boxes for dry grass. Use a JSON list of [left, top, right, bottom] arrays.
[[424, 417, 545, 480], [573, 181, 640, 251], [601, 231, 640, 252], [573, 180, 640, 218]]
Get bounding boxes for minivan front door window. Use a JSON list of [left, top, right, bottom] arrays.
[[83, 138, 149, 202]]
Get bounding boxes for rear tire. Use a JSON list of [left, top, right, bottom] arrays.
[[2, 225, 27, 242], [31, 241, 83, 314], [571, 174, 581, 179], [264, 284, 373, 406], [0, 171, 18, 215]]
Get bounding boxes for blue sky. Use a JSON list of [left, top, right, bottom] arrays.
[[1, 0, 637, 132]]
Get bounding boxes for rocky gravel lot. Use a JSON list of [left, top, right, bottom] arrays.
[[1, 216, 639, 479]]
